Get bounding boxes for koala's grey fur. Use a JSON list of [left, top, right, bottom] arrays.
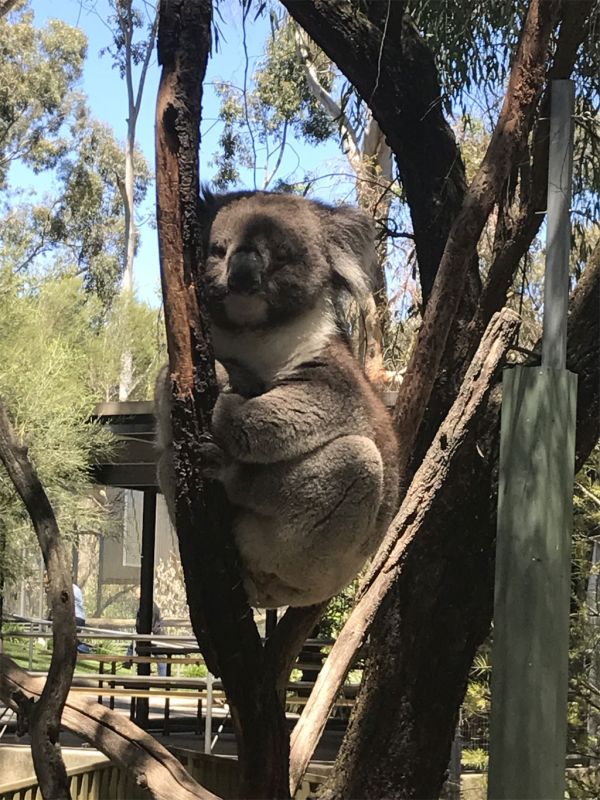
[[156, 190, 399, 608]]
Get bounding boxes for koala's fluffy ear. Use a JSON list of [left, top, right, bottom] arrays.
[[326, 206, 377, 307]]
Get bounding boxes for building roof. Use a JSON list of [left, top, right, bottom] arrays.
[[90, 402, 158, 490]]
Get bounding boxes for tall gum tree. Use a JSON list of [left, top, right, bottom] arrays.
[[0, 2, 597, 799]]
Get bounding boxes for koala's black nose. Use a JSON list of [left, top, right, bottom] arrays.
[[227, 249, 263, 294]]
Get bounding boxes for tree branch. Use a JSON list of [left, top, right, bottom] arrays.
[[265, 602, 327, 698], [322, 207, 600, 800], [392, 0, 560, 492], [469, 0, 594, 338], [134, 2, 160, 121], [282, 0, 469, 304], [0, 655, 217, 800], [156, 3, 305, 796], [294, 27, 362, 171], [288, 309, 521, 794], [0, 401, 76, 800], [0, 0, 18, 17]]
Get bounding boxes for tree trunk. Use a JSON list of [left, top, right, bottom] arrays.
[[155, 3, 320, 796], [323, 226, 599, 800], [0, 402, 77, 800], [282, 0, 482, 464], [118, 124, 136, 401]]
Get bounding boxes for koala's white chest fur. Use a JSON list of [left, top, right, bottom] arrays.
[[212, 301, 337, 386]]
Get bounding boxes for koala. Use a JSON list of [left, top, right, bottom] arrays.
[[156, 190, 399, 609]]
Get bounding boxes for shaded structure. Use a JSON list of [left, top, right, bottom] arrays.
[[90, 401, 159, 726]]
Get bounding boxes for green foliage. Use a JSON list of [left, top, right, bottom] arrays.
[[0, 267, 165, 584], [255, 15, 334, 144], [0, 3, 87, 189], [54, 119, 151, 304], [0, 3, 152, 306], [0, 269, 111, 582], [210, 13, 335, 190], [100, 0, 157, 80], [461, 748, 489, 772], [0, 1, 160, 593], [406, 0, 600, 219], [0, 120, 152, 307], [319, 577, 360, 639], [87, 291, 165, 402]]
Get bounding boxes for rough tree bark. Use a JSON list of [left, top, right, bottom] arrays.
[[461, 0, 594, 367], [281, 0, 482, 501], [155, 2, 322, 796], [0, 402, 77, 800], [390, 0, 560, 489]]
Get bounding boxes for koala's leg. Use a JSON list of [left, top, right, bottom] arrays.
[[225, 435, 384, 608]]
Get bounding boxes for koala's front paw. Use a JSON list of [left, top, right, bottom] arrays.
[[221, 359, 265, 397], [198, 434, 229, 481]]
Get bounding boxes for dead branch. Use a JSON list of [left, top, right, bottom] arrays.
[[0, 655, 217, 800], [0, 401, 76, 800], [288, 309, 520, 793]]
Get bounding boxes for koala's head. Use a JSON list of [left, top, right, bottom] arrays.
[[200, 190, 376, 330]]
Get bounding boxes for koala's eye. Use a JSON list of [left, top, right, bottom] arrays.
[[209, 242, 227, 258], [271, 247, 293, 268]]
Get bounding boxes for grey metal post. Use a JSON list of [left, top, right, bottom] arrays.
[[542, 79, 575, 370], [488, 80, 577, 800]]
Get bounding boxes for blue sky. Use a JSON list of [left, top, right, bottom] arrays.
[[18, 0, 345, 306]]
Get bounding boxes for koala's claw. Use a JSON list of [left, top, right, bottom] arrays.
[[198, 438, 228, 481]]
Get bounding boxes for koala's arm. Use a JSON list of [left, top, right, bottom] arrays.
[[212, 381, 364, 464]]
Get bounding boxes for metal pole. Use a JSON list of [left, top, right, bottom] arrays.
[[542, 80, 575, 370], [488, 80, 577, 800], [135, 489, 157, 727]]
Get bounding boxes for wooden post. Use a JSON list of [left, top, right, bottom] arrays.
[[542, 80, 575, 371], [488, 80, 577, 799]]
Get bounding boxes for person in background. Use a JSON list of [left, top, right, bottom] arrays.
[[73, 583, 92, 654], [125, 589, 167, 676]]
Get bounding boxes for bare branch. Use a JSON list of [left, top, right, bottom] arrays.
[[294, 27, 362, 170], [134, 1, 160, 121], [0, 655, 217, 800], [0, 0, 19, 18], [0, 401, 76, 799]]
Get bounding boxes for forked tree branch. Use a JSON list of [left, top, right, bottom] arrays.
[[288, 309, 521, 793], [0, 656, 216, 800], [0, 401, 77, 800]]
